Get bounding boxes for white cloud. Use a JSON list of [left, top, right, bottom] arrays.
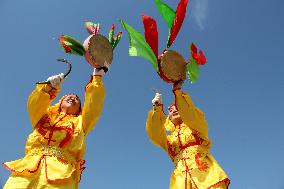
[[192, 0, 209, 30]]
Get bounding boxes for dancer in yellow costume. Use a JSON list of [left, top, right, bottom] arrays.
[[2, 68, 105, 189], [146, 82, 230, 189]]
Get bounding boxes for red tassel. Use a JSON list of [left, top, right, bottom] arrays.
[[190, 43, 198, 60], [142, 15, 159, 59], [190, 43, 206, 65], [198, 50, 206, 65]]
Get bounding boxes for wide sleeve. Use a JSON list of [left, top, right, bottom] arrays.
[[82, 75, 105, 135], [27, 84, 60, 128], [173, 89, 209, 140], [146, 105, 168, 152]]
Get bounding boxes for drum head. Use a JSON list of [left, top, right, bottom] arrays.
[[83, 34, 113, 68], [159, 50, 186, 83]]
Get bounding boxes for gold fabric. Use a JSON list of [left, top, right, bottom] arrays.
[[146, 90, 230, 189], [4, 160, 77, 189], [3, 76, 105, 188]]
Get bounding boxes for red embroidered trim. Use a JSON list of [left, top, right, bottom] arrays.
[[177, 125, 183, 147], [168, 128, 202, 160], [180, 133, 202, 150], [46, 114, 67, 145], [40, 85, 58, 100], [186, 166, 230, 189], [195, 153, 209, 171], [36, 114, 75, 148], [58, 122, 75, 148], [182, 159, 191, 189], [2, 156, 44, 174], [48, 88, 57, 100], [43, 156, 77, 184], [85, 75, 102, 92], [3, 155, 82, 184], [167, 140, 177, 158], [187, 170, 199, 189], [37, 115, 51, 136], [85, 75, 94, 92], [208, 178, 230, 189], [78, 160, 86, 182]]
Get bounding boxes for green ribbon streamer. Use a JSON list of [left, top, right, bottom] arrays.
[[121, 20, 159, 72], [154, 0, 175, 45], [154, 0, 175, 30], [187, 57, 200, 83]]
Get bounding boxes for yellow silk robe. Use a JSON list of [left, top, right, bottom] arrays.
[[146, 90, 230, 189], [3, 76, 105, 189]]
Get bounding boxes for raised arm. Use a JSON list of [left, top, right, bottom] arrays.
[[27, 84, 60, 128], [82, 73, 106, 135], [27, 74, 63, 128], [146, 93, 168, 152], [173, 89, 209, 140]]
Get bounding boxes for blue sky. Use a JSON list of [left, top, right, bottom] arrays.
[[0, 0, 284, 188]]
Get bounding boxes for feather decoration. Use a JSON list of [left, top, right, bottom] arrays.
[[142, 15, 159, 59], [121, 20, 159, 71], [85, 21, 100, 35], [167, 0, 189, 48], [58, 35, 86, 56]]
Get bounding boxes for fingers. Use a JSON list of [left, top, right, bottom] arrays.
[[47, 73, 64, 89], [152, 92, 162, 106], [59, 73, 64, 80]]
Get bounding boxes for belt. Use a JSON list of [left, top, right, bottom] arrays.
[[28, 145, 76, 163], [173, 145, 209, 166]]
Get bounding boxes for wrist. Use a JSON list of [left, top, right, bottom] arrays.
[[153, 104, 163, 111], [173, 80, 184, 91], [93, 68, 105, 76]]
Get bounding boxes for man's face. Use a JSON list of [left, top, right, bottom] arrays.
[[168, 105, 182, 125], [60, 94, 81, 115]]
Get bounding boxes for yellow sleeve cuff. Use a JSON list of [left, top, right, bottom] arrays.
[[36, 84, 60, 100], [153, 105, 164, 112], [85, 75, 103, 90], [173, 89, 182, 96], [93, 75, 103, 82]]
